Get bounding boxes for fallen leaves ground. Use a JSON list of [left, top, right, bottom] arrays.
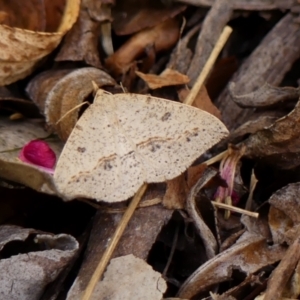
[[1, 1, 300, 300]]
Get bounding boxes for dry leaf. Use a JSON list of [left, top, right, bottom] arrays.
[[0, 0, 46, 31], [26, 69, 73, 112], [105, 18, 180, 76], [56, 0, 113, 67], [0, 225, 78, 300], [136, 68, 190, 89], [178, 234, 285, 299], [27, 67, 116, 141], [44, 0, 66, 32], [67, 204, 172, 299], [178, 86, 221, 119], [186, 167, 219, 259], [268, 182, 300, 245], [244, 100, 300, 169], [112, 0, 185, 35], [89, 254, 167, 300], [0, 0, 80, 86], [229, 82, 299, 108], [0, 98, 40, 118], [0, 118, 62, 194], [265, 237, 300, 300], [54, 89, 228, 202], [163, 173, 187, 209]]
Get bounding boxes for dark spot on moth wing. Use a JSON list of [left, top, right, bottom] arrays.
[[150, 142, 161, 152], [75, 124, 83, 130], [161, 112, 171, 121], [103, 160, 113, 170], [77, 147, 86, 153]]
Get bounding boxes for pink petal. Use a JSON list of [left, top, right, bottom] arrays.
[[19, 140, 56, 169]]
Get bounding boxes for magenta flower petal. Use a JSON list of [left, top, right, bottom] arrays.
[[19, 140, 56, 169], [214, 145, 245, 205]]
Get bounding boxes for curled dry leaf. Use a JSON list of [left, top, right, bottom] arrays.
[[136, 68, 190, 89], [186, 167, 218, 259], [105, 18, 180, 76], [112, 0, 186, 35], [26, 69, 73, 112], [0, 118, 63, 194], [56, 0, 113, 67], [0, 0, 80, 85], [0, 225, 78, 300], [27, 67, 116, 141], [53, 89, 228, 203], [178, 234, 285, 299], [0, 0, 46, 31], [244, 100, 300, 169], [220, 114, 280, 147], [229, 82, 299, 108], [86, 254, 167, 300]]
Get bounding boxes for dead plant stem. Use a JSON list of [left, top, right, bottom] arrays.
[[184, 26, 233, 106], [81, 183, 147, 300]]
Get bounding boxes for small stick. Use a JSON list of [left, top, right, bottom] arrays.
[[211, 201, 259, 218], [55, 101, 89, 125], [81, 183, 147, 300], [203, 149, 227, 166], [184, 26, 233, 106]]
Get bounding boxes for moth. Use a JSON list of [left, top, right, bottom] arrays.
[[54, 89, 228, 202]]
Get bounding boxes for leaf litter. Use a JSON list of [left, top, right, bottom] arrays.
[[2, 1, 300, 300]]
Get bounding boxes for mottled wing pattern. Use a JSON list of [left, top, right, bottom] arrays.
[[54, 90, 228, 202]]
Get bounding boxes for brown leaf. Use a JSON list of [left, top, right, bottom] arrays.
[[163, 173, 187, 209], [178, 234, 285, 299], [112, 0, 185, 35], [105, 18, 180, 76], [136, 68, 190, 89], [178, 86, 221, 119], [0, 0, 46, 31], [0, 0, 80, 85], [26, 69, 73, 113], [244, 100, 300, 169], [56, 0, 112, 67], [27, 68, 116, 141], [265, 237, 300, 300], [229, 82, 299, 108], [44, 0, 66, 32], [186, 163, 207, 189]]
